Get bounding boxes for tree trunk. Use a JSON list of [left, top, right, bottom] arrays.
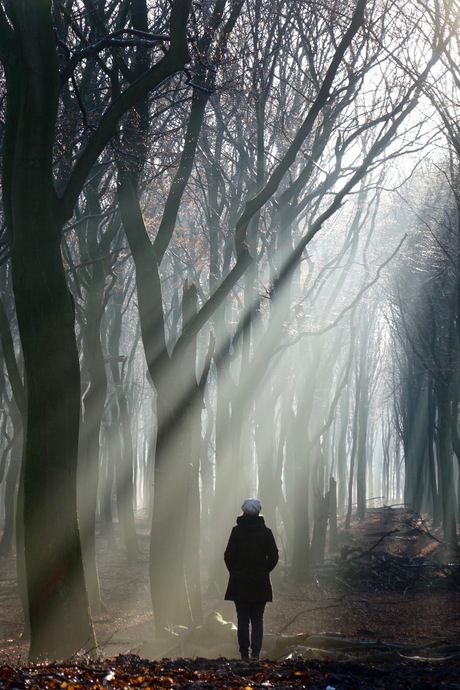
[[0, 286, 25, 557], [149, 381, 193, 635], [310, 489, 330, 567], [107, 288, 139, 562], [0, 424, 22, 556], [78, 202, 109, 614], [436, 386, 457, 547], [289, 419, 311, 583], [4, 1, 96, 661], [99, 420, 117, 551], [328, 476, 339, 553]]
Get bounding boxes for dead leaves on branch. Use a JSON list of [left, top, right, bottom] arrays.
[[331, 507, 460, 594]]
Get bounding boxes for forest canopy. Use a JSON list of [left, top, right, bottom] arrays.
[[0, 0, 459, 663]]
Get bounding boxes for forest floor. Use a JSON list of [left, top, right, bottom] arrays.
[[3, 506, 460, 687]]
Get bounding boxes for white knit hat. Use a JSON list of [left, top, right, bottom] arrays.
[[241, 498, 262, 515]]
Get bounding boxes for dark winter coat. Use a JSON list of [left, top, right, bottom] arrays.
[[224, 514, 279, 602]]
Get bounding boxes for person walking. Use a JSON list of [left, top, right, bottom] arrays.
[[224, 498, 279, 660]]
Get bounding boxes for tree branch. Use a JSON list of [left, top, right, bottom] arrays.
[[60, 29, 170, 84], [0, 5, 14, 66], [234, 0, 367, 256], [58, 0, 193, 223]]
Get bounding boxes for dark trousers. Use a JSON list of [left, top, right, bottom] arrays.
[[235, 601, 266, 658]]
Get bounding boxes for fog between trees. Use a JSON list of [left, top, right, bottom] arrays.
[[0, 0, 459, 662]]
